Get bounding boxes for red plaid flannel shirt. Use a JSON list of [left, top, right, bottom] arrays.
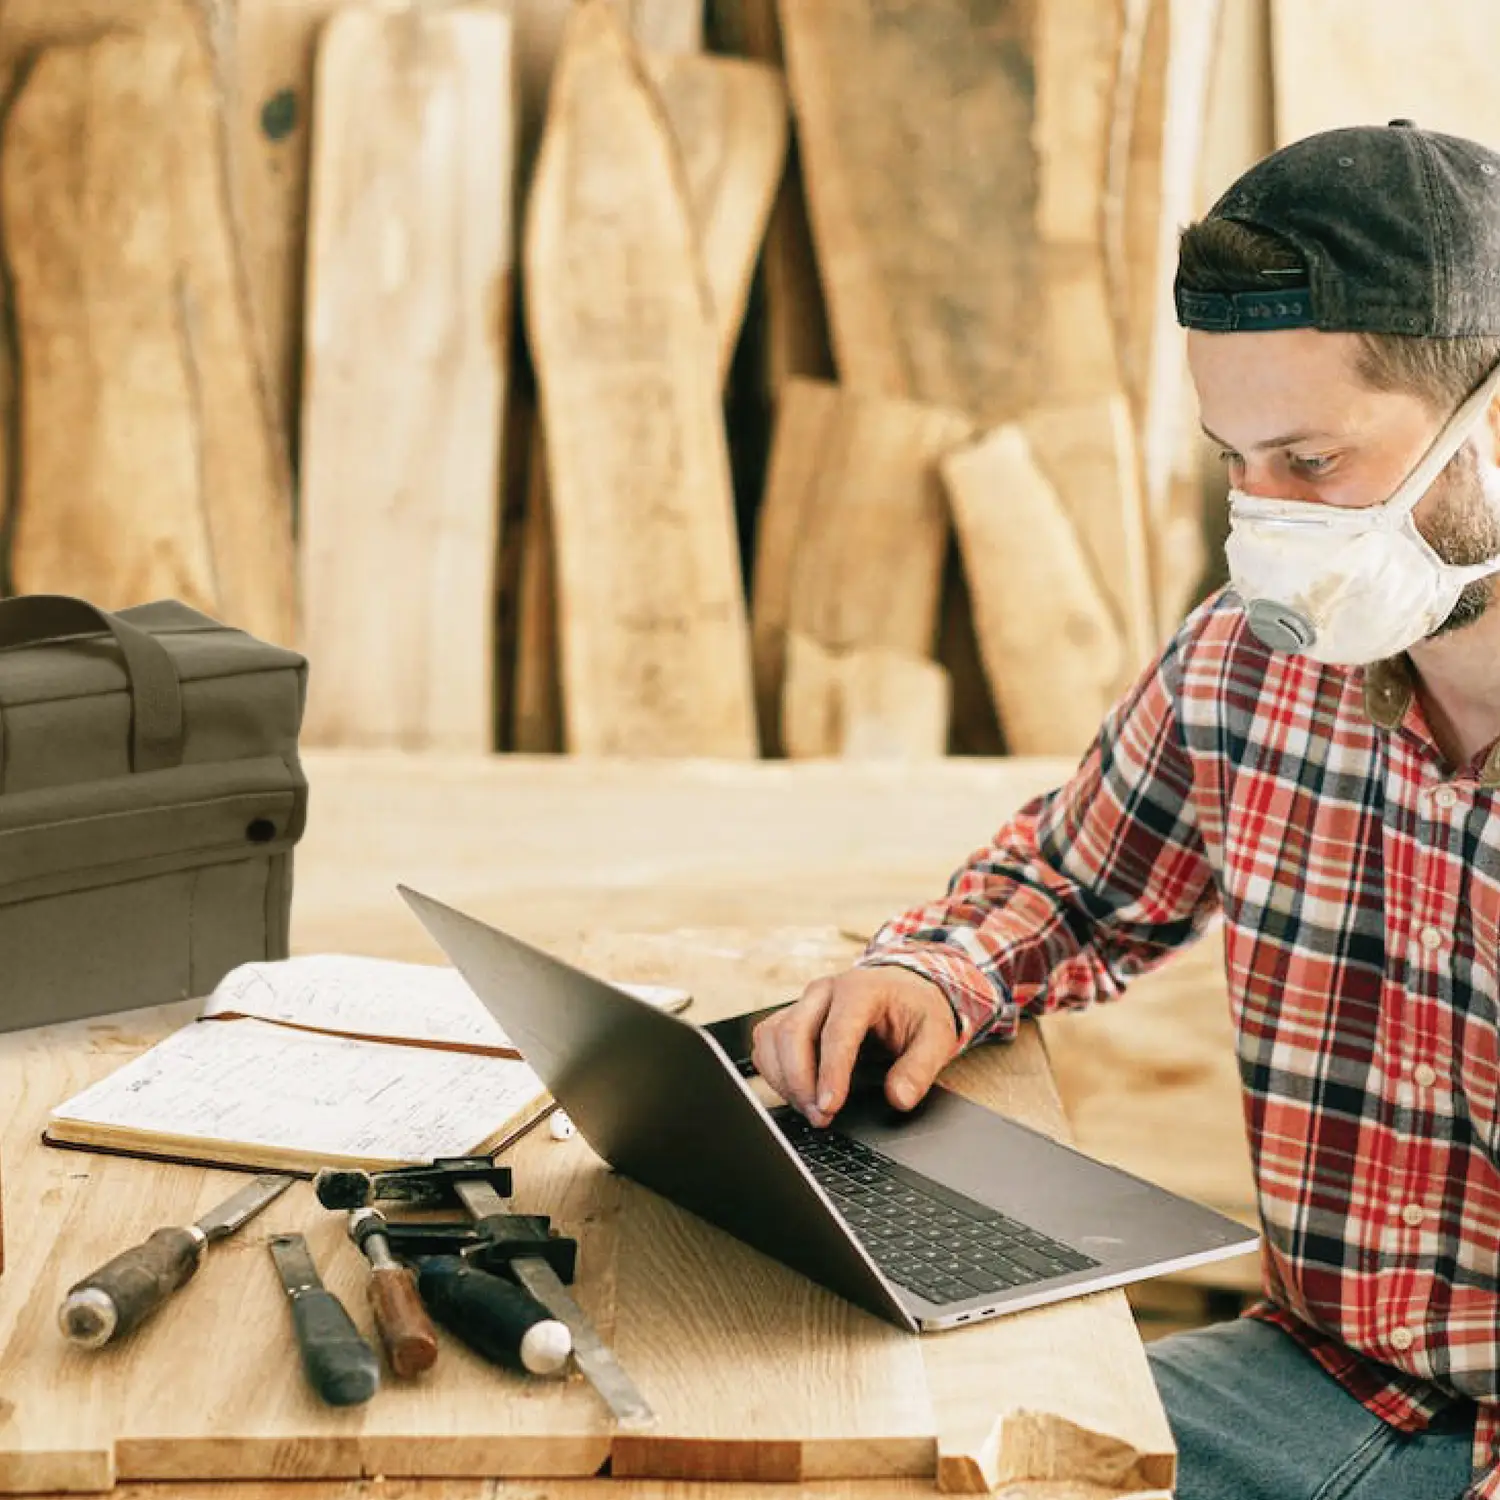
[[861, 588, 1500, 1497]]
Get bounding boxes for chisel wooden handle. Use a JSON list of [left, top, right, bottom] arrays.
[[417, 1256, 571, 1375], [367, 1264, 439, 1376], [288, 1286, 381, 1406], [59, 1226, 204, 1347]]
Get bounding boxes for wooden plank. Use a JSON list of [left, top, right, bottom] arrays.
[[224, 0, 343, 446], [781, 635, 951, 761], [1163, 0, 1275, 613], [0, 2, 222, 601], [1023, 396, 1156, 674], [296, 2, 515, 751], [1032, 0, 1124, 407], [515, 0, 703, 187], [1197, 0, 1273, 206], [778, 0, 1039, 423], [711, 0, 836, 389], [510, 48, 783, 748], [291, 750, 1078, 956], [645, 52, 788, 383], [0, 903, 1172, 1491], [1271, 0, 1500, 146], [523, 0, 755, 757], [0, 1483, 1169, 1500], [942, 424, 1124, 758], [938, 549, 1009, 757], [1, 18, 295, 645], [511, 425, 565, 752], [750, 377, 971, 755], [1115, 0, 1221, 631]]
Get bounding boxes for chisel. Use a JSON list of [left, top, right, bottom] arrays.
[[451, 1176, 656, 1428], [268, 1232, 381, 1406], [414, 1254, 572, 1375], [59, 1173, 294, 1348]]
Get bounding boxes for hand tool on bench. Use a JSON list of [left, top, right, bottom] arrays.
[[347, 1208, 439, 1377], [318, 1157, 656, 1427], [313, 1155, 513, 1213], [59, 1173, 294, 1348], [411, 1251, 572, 1375], [324, 1162, 567, 1378], [446, 1175, 657, 1425], [268, 1232, 381, 1406]]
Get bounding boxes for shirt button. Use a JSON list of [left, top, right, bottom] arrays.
[[1433, 786, 1458, 809], [1401, 1203, 1426, 1227], [1419, 926, 1443, 951], [1414, 1063, 1438, 1087], [1391, 1326, 1416, 1352]]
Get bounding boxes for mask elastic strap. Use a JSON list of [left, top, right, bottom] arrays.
[[1383, 357, 1500, 520]]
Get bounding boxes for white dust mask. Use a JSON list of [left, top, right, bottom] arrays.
[[1224, 360, 1500, 664]]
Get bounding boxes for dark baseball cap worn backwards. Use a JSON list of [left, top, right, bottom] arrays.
[[1175, 119, 1500, 338]]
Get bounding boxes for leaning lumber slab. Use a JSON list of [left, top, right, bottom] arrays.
[[524, 0, 756, 757], [2, 19, 295, 644], [297, 2, 515, 751]]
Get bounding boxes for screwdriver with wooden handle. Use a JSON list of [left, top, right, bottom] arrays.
[[347, 1208, 439, 1376], [58, 1174, 294, 1348]]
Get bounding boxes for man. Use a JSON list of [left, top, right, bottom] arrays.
[[752, 121, 1500, 1500]]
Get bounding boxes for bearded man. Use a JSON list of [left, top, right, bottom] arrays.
[[754, 121, 1500, 1499]]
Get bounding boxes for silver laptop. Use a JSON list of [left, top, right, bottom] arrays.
[[399, 886, 1259, 1333]]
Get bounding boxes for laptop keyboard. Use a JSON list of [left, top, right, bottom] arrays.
[[778, 1113, 1100, 1307]]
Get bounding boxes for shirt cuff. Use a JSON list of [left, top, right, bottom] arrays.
[[854, 942, 1017, 1048]]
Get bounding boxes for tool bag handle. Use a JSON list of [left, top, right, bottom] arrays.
[[0, 595, 185, 772]]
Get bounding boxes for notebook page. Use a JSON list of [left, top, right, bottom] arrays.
[[46, 1016, 549, 1169], [202, 954, 692, 1052], [203, 955, 518, 1051]]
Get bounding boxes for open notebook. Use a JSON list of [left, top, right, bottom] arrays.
[[43, 954, 690, 1174]]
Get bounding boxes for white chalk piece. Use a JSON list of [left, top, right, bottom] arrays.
[[549, 1109, 576, 1141]]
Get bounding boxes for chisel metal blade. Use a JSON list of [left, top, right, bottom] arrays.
[[505, 1253, 656, 1429], [195, 1173, 296, 1241]]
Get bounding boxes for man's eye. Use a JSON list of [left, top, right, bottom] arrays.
[[1290, 454, 1332, 474], [1217, 449, 1242, 467]]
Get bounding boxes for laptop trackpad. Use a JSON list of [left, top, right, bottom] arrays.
[[834, 1081, 1148, 1237]]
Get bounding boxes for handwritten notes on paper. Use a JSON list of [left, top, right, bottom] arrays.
[[204, 953, 691, 1053], [44, 951, 693, 1171], [46, 1017, 551, 1171]]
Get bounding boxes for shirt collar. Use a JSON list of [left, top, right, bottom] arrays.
[[1362, 655, 1500, 787]]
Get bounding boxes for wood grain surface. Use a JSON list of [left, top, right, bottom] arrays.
[[523, 1, 756, 757], [297, 2, 515, 752], [942, 426, 1125, 758], [750, 378, 971, 756], [778, 0, 1039, 423], [0, 751, 1200, 1494], [1, 17, 294, 644]]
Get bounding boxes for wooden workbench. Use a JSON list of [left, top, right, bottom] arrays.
[[0, 751, 1235, 1499]]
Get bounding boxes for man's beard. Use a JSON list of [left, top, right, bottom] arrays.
[[1423, 441, 1500, 637]]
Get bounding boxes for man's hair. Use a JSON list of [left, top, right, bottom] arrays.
[[1177, 217, 1500, 412]]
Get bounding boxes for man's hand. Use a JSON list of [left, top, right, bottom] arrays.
[[750, 966, 960, 1127]]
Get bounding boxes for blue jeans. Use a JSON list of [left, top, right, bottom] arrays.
[[1148, 1318, 1476, 1500]]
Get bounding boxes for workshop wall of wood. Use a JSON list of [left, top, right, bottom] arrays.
[[0, 0, 1313, 760]]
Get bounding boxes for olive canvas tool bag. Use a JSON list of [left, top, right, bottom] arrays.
[[0, 595, 309, 1034]]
